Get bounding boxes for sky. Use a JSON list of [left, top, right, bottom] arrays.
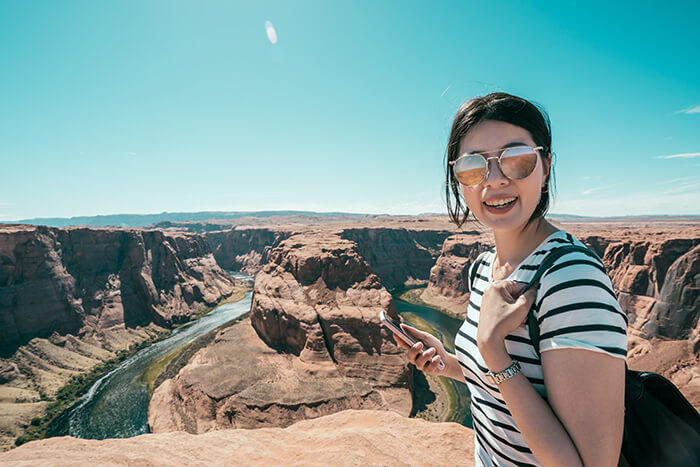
[[1, 0, 699, 220]]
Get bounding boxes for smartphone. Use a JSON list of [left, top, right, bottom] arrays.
[[379, 310, 417, 346], [379, 311, 444, 369]]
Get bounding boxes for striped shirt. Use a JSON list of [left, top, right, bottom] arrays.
[[454, 230, 628, 466]]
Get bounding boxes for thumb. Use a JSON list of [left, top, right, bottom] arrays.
[[400, 323, 421, 338], [515, 286, 537, 309]]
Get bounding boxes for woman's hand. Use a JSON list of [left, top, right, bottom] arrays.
[[477, 280, 537, 351], [391, 324, 447, 376]]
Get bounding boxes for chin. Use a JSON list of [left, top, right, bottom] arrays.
[[472, 207, 532, 233]]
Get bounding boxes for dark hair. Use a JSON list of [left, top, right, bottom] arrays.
[[444, 92, 555, 228]]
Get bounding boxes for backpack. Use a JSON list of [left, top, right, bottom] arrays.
[[469, 245, 700, 467]]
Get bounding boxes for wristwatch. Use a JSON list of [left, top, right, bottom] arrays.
[[485, 360, 521, 385]]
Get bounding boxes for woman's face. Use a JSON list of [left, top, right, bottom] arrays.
[[457, 119, 550, 233]]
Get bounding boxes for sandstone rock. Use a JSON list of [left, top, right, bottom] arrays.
[[204, 228, 293, 275], [0, 225, 239, 357], [0, 362, 19, 384], [340, 228, 453, 290], [149, 232, 412, 434], [3, 409, 476, 466]]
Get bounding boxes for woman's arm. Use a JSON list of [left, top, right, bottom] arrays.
[[479, 340, 625, 466]]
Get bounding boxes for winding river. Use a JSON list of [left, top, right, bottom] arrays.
[[47, 272, 253, 439], [46, 275, 471, 439]]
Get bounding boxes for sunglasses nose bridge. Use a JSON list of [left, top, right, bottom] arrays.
[[482, 153, 511, 185]]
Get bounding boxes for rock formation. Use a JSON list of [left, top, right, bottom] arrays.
[[204, 228, 292, 275], [2, 409, 476, 466], [148, 232, 412, 433], [0, 224, 245, 451], [0, 225, 239, 356], [339, 228, 453, 291]]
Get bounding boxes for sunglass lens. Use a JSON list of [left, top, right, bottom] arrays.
[[453, 155, 487, 186], [500, 147, 538, 180]]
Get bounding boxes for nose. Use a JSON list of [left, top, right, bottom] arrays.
[[484, 156, 509, 187]]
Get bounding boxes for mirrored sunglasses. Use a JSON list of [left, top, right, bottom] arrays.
[[449, 146, 543, 187]]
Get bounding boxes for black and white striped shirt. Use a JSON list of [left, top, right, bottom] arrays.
[[454, 230, 628, 466]]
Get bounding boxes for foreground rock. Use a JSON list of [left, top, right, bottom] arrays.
[[2, 409, 475, 466], [149, 232, 411, 433]]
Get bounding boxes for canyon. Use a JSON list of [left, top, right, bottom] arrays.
[[0, 224, 248, 451], [1, 215, 698, 465]]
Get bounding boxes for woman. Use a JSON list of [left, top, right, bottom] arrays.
[[392, 92, 627, 466]]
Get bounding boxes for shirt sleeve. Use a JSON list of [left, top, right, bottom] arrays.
[[533, 249, 628, 360]]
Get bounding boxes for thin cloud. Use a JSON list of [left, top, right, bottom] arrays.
[[660, 175, 700, 184], [655, 152, 700, 159], [582, 186, 609, 196], [127, 152, 137, 156], [661, 181, 700, 195], [265, 21, 278, 44], [675, 104, 700, 114]]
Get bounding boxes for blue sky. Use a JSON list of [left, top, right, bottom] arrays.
[[1, 0, 698, 220]]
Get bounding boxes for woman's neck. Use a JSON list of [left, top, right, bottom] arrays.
[[492, 217, 559, 278]]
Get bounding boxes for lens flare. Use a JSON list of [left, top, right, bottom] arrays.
[[265, 21, 278, 44]]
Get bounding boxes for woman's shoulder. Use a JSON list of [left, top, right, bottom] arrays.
[[539, 230, 606, 274]]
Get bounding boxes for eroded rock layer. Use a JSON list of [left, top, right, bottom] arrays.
[[148, 232, 412, 433], [0, 225, 238, 356], [0, 224, 244, 450], [204, 228, 293, 275]]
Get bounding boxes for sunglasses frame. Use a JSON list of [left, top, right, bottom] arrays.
[[449, 145, 544, 187]]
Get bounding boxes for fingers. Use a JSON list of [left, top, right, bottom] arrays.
[[391, 332, 411, 350]]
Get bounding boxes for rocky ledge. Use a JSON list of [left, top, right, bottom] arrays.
[[2, 409, 475, 466], [148, 232, 411, 433]]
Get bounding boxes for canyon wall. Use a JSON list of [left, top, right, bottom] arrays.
[[204, 228, 293, 275], [148, 232, 412, 433], [0, 224, 245, 451], [339, 228, 454, 290], [0, 225, 239, 357]]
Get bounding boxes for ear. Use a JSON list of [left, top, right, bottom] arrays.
[[542, 151, 552, 186]]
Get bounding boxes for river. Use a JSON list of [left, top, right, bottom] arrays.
[[47, 272, 254, 439], [394, 296, 473, 428], [46, 276, 471, 439]]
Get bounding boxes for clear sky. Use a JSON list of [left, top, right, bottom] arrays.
[[1, 0, 699, 220]]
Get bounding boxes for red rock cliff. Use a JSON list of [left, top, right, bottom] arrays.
[[148, 232, 412, 433], [0, 225, 237, 357]]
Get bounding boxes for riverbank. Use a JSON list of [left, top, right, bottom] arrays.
[[395, 286, 466, 321], [392, 289, 471, 426], [141, 311, 250, 396], [10, 282, 252, 449]]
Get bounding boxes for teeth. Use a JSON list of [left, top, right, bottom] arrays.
[[484, 197, 517, 207]]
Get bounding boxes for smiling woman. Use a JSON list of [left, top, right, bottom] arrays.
[[389, 92, 629, 466]]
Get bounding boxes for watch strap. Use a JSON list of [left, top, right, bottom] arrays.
[[486, 360, 521, 385]]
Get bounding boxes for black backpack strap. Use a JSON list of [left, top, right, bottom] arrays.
[[522, 245, 601, 357], [468, 251, 488, 293]]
